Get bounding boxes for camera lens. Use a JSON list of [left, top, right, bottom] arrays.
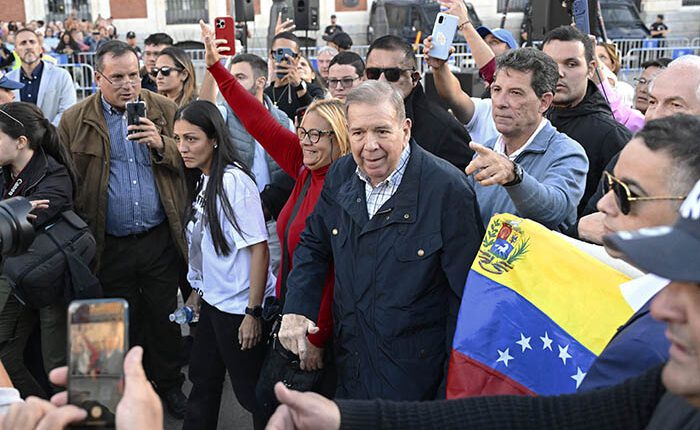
[[0, 197, 35, 256], [438, 16, 444, 24]]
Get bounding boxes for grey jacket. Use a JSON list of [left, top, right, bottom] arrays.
[[9, 61, 77, 126], [226, 94, 294, 219]]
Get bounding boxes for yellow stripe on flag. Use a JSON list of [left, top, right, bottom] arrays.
[[471, 214, 634, 355]]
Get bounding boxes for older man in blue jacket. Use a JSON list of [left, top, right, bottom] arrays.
[[465, 48, 588, 232], [278, 80, 483, 400]]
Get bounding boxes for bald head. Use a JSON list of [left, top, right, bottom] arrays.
[[646, 55, 700, 121]]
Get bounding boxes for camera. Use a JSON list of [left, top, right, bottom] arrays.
[[216, 18, 227, 29], [0, 197, 36, 257]]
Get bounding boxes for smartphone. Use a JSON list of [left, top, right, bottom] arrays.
[[430, 13, 459, 61], [215, 16, 236, 56], [125, 101, 146, 136], [68, 299, 129, 427], [272, 47, 297, 79]]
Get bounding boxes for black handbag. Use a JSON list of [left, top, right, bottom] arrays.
[[3, 210, 102, 309], [256, 174, 325, 418]]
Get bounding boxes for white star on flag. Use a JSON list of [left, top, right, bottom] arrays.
[[571, 367, 587, 389], [496, 348, 514, 367], [558, 344, 572, 365], [516, 333, 532, 353], [540, 332, 553, 351]]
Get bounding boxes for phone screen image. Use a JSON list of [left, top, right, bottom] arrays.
[[126, 101, 146, 136], [68, 299, 128, 426]]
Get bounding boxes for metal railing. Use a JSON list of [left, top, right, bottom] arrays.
[[55, 63, 96, 99], [611, 37, 691, 57], [621, 46, 700, 72]]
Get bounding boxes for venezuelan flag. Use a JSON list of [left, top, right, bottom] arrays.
[[447, 214, 634, 398]]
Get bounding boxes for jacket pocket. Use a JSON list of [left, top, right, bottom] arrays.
[[393, 232, 442, 262], [390, 326, 445, 359]]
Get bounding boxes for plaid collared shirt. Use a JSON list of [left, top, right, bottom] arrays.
[[356, 144, 411, 219]]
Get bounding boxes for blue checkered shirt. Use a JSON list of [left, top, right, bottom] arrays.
[[356, 144, 411, 219], [101, 97, 166, 236]]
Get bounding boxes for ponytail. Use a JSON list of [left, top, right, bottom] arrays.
[[40, 117, 78, 194]]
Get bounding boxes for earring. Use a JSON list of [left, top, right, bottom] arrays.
[[214, 144, 218, 149]]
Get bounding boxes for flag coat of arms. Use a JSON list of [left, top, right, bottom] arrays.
[[447, 214, 635, 398]]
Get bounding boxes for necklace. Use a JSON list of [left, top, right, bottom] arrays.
[[272, 84, 289, 107]]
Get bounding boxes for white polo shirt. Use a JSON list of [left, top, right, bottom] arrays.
[[186, 165, 276, 315]]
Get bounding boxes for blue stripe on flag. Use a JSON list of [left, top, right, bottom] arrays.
[[453, 270, 597, 395]]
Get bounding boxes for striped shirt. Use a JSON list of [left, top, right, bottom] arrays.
[[102, 97, 165, 236], [356, 144, 411, 219]]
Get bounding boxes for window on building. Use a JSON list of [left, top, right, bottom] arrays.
[[46, 0, 91, 23], [497, 0, 527, 13], [682, 0, 700, 5], [166, 0, 209, 24]]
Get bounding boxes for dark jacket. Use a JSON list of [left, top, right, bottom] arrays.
[[284, 141, 483, 401], [337, 366, 675, 429], [580, 298, 668, 392], [405, 84, 474, 172], [58, 90, 187, 267], [547, 81, 631, 214], [1, 148, 73, 228]]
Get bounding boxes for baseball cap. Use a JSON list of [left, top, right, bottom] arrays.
[[604, 179, 700, 282], [323, 32, 353, 50], [0, 73, 24, 91], [126, 31, 136, 39], [476, 26, 518, 50]]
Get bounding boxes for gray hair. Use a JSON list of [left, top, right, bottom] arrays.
[[495, 48, 559, 98], [665, 55, 700, 103], [345, 80, 406, 122], [316, 46, 339, 57]]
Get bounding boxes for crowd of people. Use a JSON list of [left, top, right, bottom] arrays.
[[0, 3, 699, 429]]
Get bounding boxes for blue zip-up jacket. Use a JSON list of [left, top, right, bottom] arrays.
[[468, 120, 589, 231]]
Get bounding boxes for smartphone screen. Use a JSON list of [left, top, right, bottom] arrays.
[[125, 101, 146, 136], [68, 299, 128, 427]]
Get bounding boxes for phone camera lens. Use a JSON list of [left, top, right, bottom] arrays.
[[438, 16, 444, 24]]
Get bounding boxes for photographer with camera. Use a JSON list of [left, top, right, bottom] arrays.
[[264, 32, 324, 122], [0, 102, 77, 399]]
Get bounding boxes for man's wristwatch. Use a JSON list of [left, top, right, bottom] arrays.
[[294, 80, 307, 92], [245, 305, 263, 318], [504, 162, 524, 187]]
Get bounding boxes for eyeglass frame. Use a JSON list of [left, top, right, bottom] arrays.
[[297, 127, 335, 144], [602, 171, 686, 215], [327, 75, 360, 89], [365, 67, 415, 83], [95, 70, 141, 88], [633, 77, 653, 87], [150, 66, 184, 78]]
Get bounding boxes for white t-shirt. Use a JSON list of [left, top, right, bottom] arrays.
[[186, 165, 277, 315], [465, 97, 499, 145]]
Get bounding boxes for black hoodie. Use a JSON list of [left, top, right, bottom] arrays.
[[547, 81, 632, 214]]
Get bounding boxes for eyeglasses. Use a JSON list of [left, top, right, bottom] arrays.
[[633, 77, 652, 86], [0, 108, 24, 128], [328, 76, 359, 89], [365, 67, 414, 82], [150, 66, 183, 78], [297, 127, 335, 143], [96, 70, 140, 88], [603, 171, 686, 215]]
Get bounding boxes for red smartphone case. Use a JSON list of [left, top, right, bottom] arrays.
[[214, 16, 236, 56]]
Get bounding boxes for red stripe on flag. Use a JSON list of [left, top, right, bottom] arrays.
[[446, 349, 536, 399]]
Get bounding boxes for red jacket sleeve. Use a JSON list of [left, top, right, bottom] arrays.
[[208, 61, 304, 179], [479, 57, 496, 85], [307, 268, 335, 348]]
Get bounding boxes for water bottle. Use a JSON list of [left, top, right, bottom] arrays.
[[169, 306, 199, 324]]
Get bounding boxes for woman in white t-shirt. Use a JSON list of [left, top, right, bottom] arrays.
[[174, 100, 276, 429]]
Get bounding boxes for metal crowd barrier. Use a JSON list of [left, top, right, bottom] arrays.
[[622, 46, 700, 70], [55, 63, 97, 99], [611, 37, 691, 57]]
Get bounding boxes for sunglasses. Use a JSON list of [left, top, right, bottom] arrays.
[[365, 67, 414, 82], [297, 127, 335, 144], [150, 66, 183, 78], [328, 76, 359, 89], [603, 171, 686, 215]]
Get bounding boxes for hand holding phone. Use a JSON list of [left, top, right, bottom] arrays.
[[125, 101, 146, 136], [68, 299, 128, 427], [215, 16, 236, 56], [272, 47, 298, 79], [430, 13, 459, 61]]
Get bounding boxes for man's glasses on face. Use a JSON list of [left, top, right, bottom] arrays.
[[328, 76, 359, 89], [96, 70, 140, 88], [633, 77, 652, 87], [603, 171, 686, 215], [365, 67, 414, 83]]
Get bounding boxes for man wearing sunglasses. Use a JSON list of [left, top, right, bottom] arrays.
[[365, 35, 473, 171], [576, 114, 700, 392], [326, 51, 365, 102]]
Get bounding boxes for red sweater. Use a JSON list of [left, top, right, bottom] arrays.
[[209, 62, 334, 347]]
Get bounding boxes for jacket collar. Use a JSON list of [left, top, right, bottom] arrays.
[[487, 119, 556, 156], [3, 146, 48, 197], [403, 84, 425, 122], [335, 139, 423, 235]]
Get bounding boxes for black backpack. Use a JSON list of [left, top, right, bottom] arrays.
[[3, 210, 102, 309]]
